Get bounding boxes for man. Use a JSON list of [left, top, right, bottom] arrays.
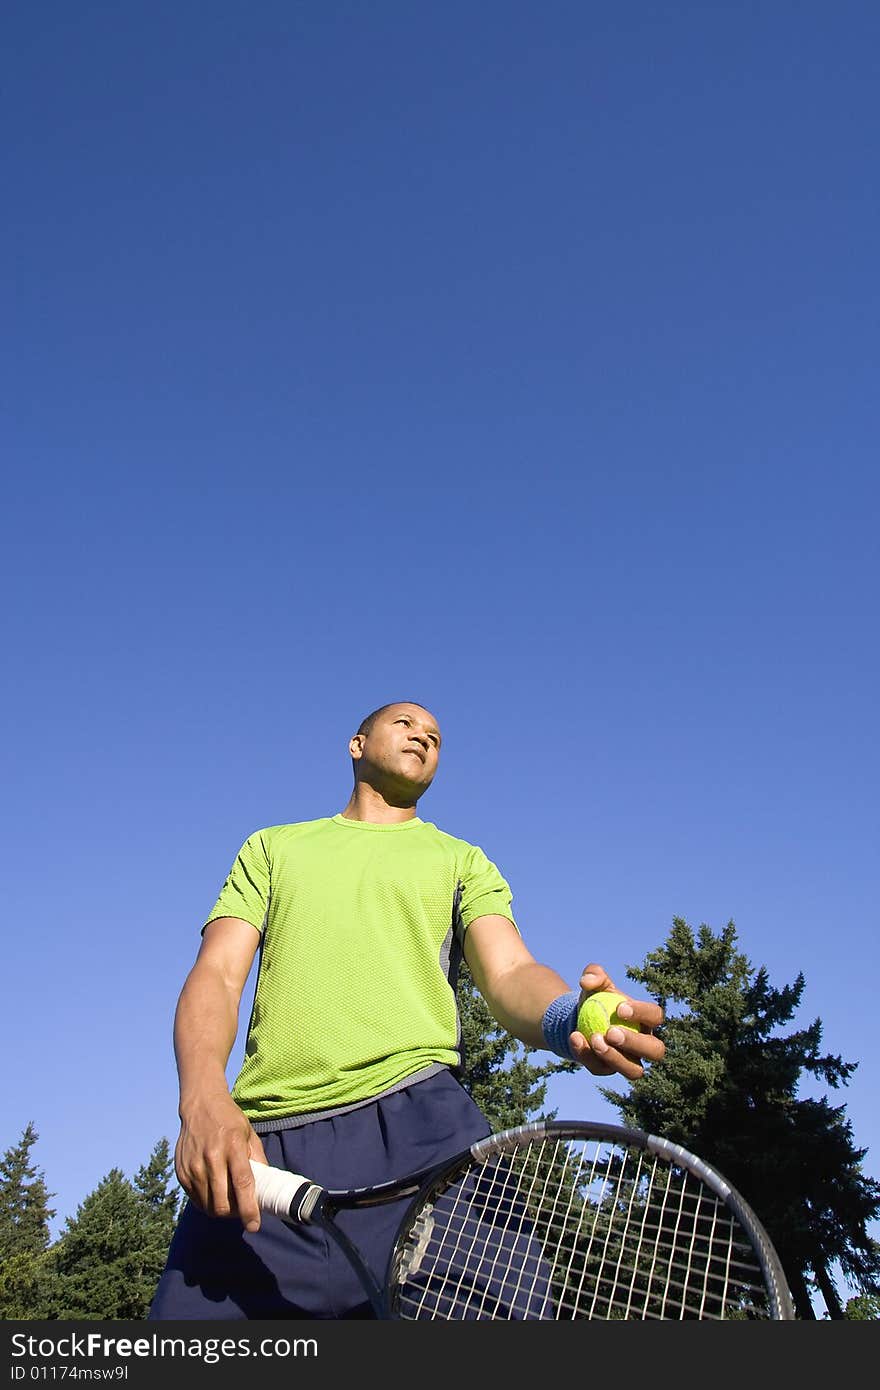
[[149, 701, 664, 1318]]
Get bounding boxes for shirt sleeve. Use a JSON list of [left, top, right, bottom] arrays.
[[457, 842, 518, 937], [202, 830, 271, 934]]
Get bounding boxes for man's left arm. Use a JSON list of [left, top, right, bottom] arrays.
[[463, 915, 665, 1081]]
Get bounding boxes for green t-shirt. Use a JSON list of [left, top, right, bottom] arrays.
[[204, 814, 517, 1126]]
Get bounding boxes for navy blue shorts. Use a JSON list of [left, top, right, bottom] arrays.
[[148, 1069, 491, 1320]]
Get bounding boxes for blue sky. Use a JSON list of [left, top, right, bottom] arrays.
[[3, 1, 878, 1300]]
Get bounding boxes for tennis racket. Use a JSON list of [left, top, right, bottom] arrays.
[[250, 1118, 795, 1320]]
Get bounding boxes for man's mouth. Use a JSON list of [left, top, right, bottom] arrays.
[[404, 747, 426, 763]]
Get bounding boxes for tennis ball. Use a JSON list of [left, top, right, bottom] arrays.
[[577, 990, 639, 1040]]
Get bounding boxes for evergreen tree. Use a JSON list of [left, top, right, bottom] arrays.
[[456, 961, 575, 1130], [48, 1140, 180, 1321], [607, 917, 880, 1320], [134, 1138, 180, 1226], [133, 1138, 180, 1310], [0, 1123, 57, 1318], [844, 1290, 880, 1320]]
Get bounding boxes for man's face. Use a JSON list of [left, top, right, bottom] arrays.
[[350, 703, 443, 798]]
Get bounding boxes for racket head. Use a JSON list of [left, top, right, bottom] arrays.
[[385, 1119, 795, 1320]]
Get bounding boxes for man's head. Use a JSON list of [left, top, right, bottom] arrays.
[[349, 701, 442, 805]]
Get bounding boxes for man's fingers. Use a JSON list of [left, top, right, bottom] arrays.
[[231, 1155, 261, 1233], [194, 1147, 239, 1219], [570, 1031, 617, 1076], [582, 1035, 648, 1082], [615, 998, 664, 1031], [570, 1026, 664, 1080], [579, 963, 615, 993], [607, 1028, 667, 1064], [179, 1163, 212, 1215], [179, 1145, 261, 1228]]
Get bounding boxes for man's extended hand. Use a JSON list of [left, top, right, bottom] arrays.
[[569, 963, 666, 1081]]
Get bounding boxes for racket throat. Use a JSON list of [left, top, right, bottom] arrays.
[[321, 1212, 388, 1319]]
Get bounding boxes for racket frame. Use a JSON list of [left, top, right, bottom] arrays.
[[252, 1119, 796, 1321]]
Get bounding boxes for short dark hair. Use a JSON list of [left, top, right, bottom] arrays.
[[356, 702, 432, 737]]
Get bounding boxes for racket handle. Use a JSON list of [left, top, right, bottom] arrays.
[[249, 1159, 323, 1224]]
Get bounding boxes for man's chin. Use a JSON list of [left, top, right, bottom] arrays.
[[396, 769, 434, 799]]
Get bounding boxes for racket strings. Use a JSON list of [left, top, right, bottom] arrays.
[[392, 1135, 774, 1320]]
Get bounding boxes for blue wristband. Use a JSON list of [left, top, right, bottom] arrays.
[[541, 990, 580, 1062]]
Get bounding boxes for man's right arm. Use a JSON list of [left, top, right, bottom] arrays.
[[173, 916, 266, 1232]]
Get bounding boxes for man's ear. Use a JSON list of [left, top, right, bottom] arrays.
[[349, 734, 365, 761]]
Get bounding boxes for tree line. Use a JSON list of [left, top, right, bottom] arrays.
[[2, 918, 879, 1319]]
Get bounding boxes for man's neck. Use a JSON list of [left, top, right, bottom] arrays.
[[339, 783, 420, 824]]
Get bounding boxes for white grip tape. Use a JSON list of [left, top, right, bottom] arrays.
[[249, 1160, 321, 1223]]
